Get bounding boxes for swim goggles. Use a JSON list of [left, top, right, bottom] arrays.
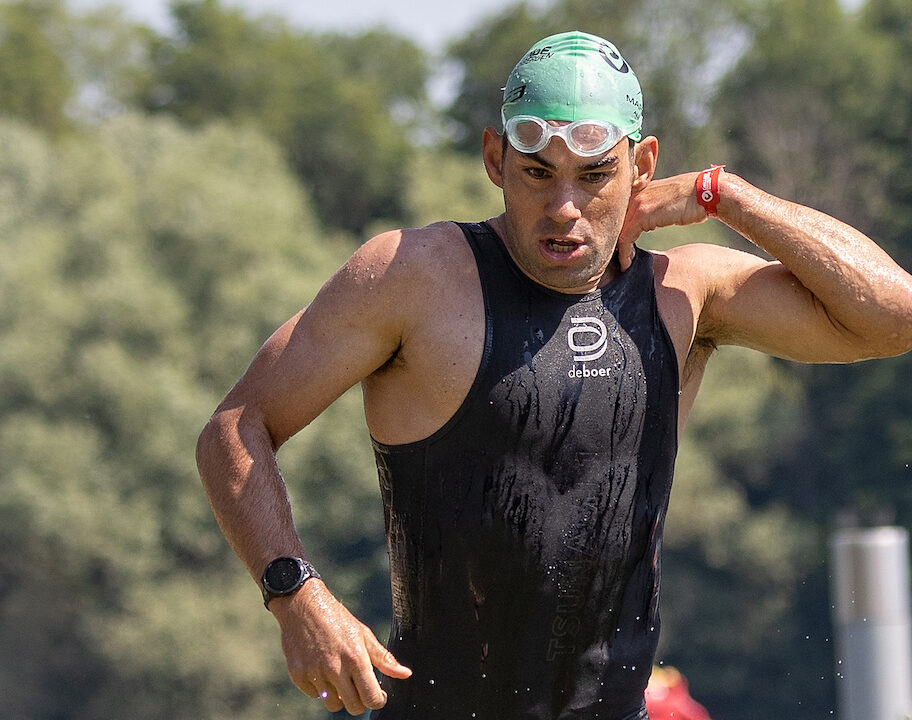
[[502, 112, 631, 157]]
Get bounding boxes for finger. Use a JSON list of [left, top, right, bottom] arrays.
[[288, 666, 322, 698], [334, 673, 369, 716], [350, 660, 389, 710], [365, 631, 412, 679], [319, 688, 345, 714], [300, 673, 343, 712], [298, 679, 320, 699], [620, 241, 636, 272], [617, 215, 643, 260], [614, 225, 638, 271]]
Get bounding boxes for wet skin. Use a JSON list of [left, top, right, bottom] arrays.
[[482, 125, 657, 296], [197, 119, 912, 714]]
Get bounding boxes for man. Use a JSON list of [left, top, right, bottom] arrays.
[[196, 31, 912, 720]]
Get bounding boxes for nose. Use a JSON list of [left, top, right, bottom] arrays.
[[544, 181, 584, 223]]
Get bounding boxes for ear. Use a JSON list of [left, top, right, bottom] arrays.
[[618, 136, 659, 272], [630, 135, 659, 194], [482, 127, 505, 189]]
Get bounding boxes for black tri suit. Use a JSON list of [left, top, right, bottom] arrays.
[[371, 222, 679, 720]]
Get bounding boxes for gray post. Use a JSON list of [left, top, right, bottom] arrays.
[[830, 526, 912, 720]]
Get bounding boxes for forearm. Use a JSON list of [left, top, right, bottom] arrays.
[[196, 405, 306, 582], [716, 172, 912, 356]]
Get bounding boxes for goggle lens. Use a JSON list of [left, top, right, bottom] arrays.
[[503, 115, 627, 157]]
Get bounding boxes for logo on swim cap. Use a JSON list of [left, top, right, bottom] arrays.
[[598, 44, 629, 74], [502, 31, 643, 141]]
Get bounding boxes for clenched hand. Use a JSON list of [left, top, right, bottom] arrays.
[[618, 173, 711, 271]]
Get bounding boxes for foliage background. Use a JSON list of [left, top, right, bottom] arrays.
[[0, 0, 910, 718]]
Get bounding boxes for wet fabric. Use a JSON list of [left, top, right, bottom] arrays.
[[371, 221, 679, 720]]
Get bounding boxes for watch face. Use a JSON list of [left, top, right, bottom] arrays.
[[264, 557, 304, 593]]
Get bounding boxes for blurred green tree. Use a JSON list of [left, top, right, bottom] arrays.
[[0, 0, 72, 134], [0, 115, 380, 719], [127, 0, 431, 236], [0, 1, 910, 719], [678, 0, 912, 715]]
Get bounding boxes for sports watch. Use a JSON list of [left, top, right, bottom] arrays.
[[260, 556, 321, 609]]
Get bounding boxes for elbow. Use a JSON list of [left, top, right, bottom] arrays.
[[849, 325, 912, 361], [195, 406, 245, 485], [869, 306, 912, 359], [195, 413, 226, 490], [882, 332, 912, 359], [832, 296, 912, 361], [195, 403, 278, 494], [849, 276, 912, 359], [881, 285, 912, 357]]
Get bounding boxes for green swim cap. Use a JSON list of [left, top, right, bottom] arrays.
[[502, 31, 643, 141]]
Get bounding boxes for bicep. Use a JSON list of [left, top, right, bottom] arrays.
[[698, 248, 863, 363], [220, 246, 406, 447]]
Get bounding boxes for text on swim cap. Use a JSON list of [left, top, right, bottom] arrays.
[[521, 46, 553, 65]]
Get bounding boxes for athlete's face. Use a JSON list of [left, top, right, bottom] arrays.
[[483, 125, 654, 294]]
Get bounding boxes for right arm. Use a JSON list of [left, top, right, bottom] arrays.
[[196, 230, 417, 715]]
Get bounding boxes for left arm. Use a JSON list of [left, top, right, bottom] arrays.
[[620, 170, 912, 362]]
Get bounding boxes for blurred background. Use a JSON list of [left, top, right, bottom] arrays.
[[1, 0, 910, 718]]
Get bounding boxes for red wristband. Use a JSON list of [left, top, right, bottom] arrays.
[[695, 165, 725, 216]]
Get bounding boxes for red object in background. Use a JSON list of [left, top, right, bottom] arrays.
[[645, 666, 714, 720]]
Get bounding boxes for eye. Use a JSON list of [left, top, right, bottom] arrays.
[[525, 166, 550, 180], [581, 172, 609, 184]]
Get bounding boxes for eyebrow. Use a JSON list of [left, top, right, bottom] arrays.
[[525, 151, 620, 172]]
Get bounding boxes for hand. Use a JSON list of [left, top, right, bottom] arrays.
[[617, 173, 710, 271], [271, 580, 412, 715]]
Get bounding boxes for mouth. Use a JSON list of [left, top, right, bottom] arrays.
[[543, 236, 584, 257]]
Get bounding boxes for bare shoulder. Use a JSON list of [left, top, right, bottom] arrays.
[[655, 242, 768, 292], [316, 221, 471, 313], [647, 245, 722, 376], [654, 242, 771, 334], [221, 222, 476, 444], [649, 243, 745, 333], [648, 242, 775, 427], [353, 221, 474, 278], [649, 241, 772, 371]]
